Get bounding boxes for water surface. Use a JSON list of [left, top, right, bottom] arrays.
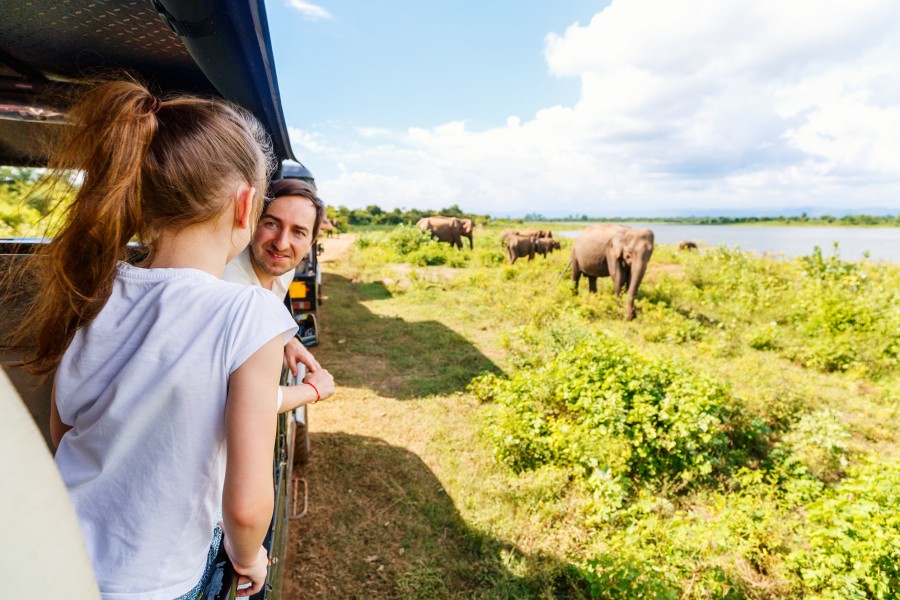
[[556, 224, 900, 262]]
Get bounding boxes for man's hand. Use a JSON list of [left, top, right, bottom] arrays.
[[284, 336, 320, 376]]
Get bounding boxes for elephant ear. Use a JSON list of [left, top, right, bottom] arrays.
[[609, 233, 626, 261]]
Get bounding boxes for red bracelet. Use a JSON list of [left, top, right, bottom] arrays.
[[304, 381, 321, 403]]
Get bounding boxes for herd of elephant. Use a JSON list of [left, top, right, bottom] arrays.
[[416, 217, 662, 320], [504, 224, 655, 320], [500, 229, 561, 263], [415, 216, 475, 249]]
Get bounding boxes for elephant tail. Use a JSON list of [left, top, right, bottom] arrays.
[[558, 258, 572, 280]]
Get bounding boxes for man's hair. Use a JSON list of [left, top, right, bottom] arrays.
[[265, 178, 326, 240]]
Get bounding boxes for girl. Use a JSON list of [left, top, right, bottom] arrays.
[[18, 80, 297, 599]]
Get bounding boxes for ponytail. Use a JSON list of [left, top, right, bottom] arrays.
[[13, 79, 273, 374]]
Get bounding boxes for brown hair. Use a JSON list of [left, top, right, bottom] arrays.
[[15, 79, 274, 374], [266, 178, 326, 240]]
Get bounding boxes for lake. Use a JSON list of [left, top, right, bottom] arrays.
[[556, 223, 900, 262]]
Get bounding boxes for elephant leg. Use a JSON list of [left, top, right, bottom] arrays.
[[572, 263, 581, 293], [588, 276, 598, 293], [625, 296, 636, 320]]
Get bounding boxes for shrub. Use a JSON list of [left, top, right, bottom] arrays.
[[352, 224, 471, 268], [778, 409, 851, 482], [471, 333, 760, 500], [788, 458, 900, 599], [354, 232, 374, 249], [676, 244, 899, 378], [384, 224, 433, 255]]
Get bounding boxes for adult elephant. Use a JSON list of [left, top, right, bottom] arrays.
[[499, 229, 518, 247], [519, 229, 553, 239], [506, 234, 536, 264], [320, 217, 336, 238], [570, 223, 654, 320], [416, 216, 463, 249], [459, 218, 474, 249]]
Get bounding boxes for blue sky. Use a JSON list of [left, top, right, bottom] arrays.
[[264, 1, 900, 217], [268, 1, 598, 131]]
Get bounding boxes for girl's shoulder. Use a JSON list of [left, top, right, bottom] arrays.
[[114, 263, 284, 313]]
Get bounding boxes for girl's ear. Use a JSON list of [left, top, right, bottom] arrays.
[[234, 185, 255, 229]]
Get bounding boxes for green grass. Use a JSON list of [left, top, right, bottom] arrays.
[[287, 227, 899, 599]]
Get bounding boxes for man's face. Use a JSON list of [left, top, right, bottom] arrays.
[[249, 195, 317, 277]]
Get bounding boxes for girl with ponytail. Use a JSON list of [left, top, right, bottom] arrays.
[[17, 80, 296, 599]]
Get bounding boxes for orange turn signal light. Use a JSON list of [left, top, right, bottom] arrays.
[[289, 281, 308, 298]]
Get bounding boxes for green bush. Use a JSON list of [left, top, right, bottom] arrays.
[[351, 224, 471, 268], [675, 244, 899, 378], [471, 333, 760, 497], [778, 409, 851, 482], [385, 224, 433, 255], [788, 458, 900, 599]]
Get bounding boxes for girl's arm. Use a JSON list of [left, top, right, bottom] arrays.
[[222, 335, 283, 596], [50, 387, 72, 449], [277, 367, 335, 414]]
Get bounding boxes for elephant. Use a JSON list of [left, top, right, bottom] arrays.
[[570, 223, 654, 320], [506, 234, 536, 264], [459, 217, 474, 249], [534, 237, 561, 258], [678, 240, 698, 251], [499, 229, 518, 247], [321, 217, 336, 238], [519, 229, 553, 239], [416, 216, 463, 249]]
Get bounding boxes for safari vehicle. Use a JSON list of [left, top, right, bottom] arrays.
[[279, 160, 323, 467], [0, 1, 314, 597]]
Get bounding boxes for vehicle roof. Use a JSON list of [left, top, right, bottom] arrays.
[[0, 0, 297, 167]]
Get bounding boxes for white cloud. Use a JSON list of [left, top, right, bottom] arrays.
[[292, 0, 900, 216], [284, 0, 331, 21]]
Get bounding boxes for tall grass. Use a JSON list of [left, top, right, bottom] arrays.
[[348, 225, 900, 598]]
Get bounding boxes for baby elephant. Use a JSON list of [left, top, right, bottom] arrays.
[[506, 234, 536, 264], [534, 237, 561, 258], [678, 240, 698, 251]]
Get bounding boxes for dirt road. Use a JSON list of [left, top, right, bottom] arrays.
[[281, 236, 515, 599], [317, 233, 355, 264]]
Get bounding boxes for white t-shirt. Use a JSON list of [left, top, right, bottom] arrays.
[[223, 247, 295, 300], [54, 263, 297, 600]]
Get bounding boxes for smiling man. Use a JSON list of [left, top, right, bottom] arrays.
[[225, 178, 323, 300], [223, 178, 333, 406]]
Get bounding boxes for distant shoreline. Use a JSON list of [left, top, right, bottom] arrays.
[[528, 218, 899, 228]]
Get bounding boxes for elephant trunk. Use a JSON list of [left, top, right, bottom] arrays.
[[624, 258, 648, 320]]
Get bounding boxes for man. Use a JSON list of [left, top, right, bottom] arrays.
[[224, 178, 334, 409]]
